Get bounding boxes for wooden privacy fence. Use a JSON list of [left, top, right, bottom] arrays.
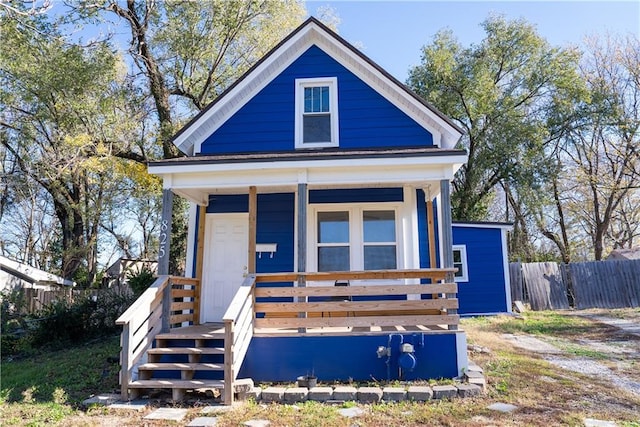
[[510, 259, 640, 310], [6, 287, 102, 314]]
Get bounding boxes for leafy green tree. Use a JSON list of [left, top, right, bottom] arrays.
[[0, 13, 150, 279], [407, 16, 583, 224]]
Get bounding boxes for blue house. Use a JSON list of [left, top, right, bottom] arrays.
[[116, 18, 509, 404]]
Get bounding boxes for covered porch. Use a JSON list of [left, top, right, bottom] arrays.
[[116, 148, 468, 403]]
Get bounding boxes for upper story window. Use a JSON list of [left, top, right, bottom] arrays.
[[452, 244, 469, 282], [295, 77, 339, 149]]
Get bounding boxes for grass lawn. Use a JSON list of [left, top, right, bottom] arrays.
[[1, 311, 639, 426]]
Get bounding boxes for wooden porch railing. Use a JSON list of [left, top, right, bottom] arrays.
[[116, 275, 201, 398], [254, 269, 458, 330], [222, 274, 256, 405]]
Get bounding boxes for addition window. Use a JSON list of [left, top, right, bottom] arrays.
[[295, 77, 339, 148], [313, 206, 398, 272], [452, 245, 469, 282]]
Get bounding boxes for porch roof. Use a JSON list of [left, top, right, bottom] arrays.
[[149, 147, 468, 205]]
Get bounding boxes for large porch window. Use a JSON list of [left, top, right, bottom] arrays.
[[313, 206, 398, 271]]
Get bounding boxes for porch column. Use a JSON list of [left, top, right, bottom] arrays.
[[423, 188, 437, 269], [194, 205, 207, 325], [248, 186, 257, 274], [297, 182, 307, 333], [159, 189, 173, 332], [439, 179, 457, 330]]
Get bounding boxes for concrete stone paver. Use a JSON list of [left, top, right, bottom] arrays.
[[107, 399, 147, 411], [284, 387, 308, 402], [83, 393, 121, 407], [407, 386, 433, 401], [143, 407, 189, 421], [261, 387, 286, 403], [338, 407, 365, 418], [201, 405, 236, 414], [244, 420, 270, 427], [583, 418, 617, 427], [187, 417, 218, 427], [457, 384, 482, 397], [308, 386, 333, 402], [487, 402, 519, 413], [382, 387, 406, 402], [333, 386, 357, 401], [357, 387, 383, 403], [432, 385, 458, 399]]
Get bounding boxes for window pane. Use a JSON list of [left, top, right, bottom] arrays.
[[312, 87, 321, 111], [453, 250, 462, 263], [454, 264, 463, 277], [318, 211, 349, 243], [363, 211, 395, 242], [304, 87, 312, 112], [304, 85, 330, 113], [319, 247, 350, 271], [303, 114, 331, 142], [364, 246, 397, 270], [320, 86, 329, 112]]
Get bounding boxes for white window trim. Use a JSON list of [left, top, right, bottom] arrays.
[[452, 244, 469, 282], [295, 77, 339, 149], [307, 203, 404, 278]]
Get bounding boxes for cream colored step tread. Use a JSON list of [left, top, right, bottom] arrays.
[[147, 347, 224, 355], [138, 362, 223, 371], [128, 379, 225, 389], [155, 332, 225, 340]]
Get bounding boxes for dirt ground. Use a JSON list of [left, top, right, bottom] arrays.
[[50, 309, 640, 425]]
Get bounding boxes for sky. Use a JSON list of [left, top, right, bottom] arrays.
[[306, 1, 640, 81]]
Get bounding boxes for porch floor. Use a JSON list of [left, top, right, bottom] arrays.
[[167, 322, 456, 338]]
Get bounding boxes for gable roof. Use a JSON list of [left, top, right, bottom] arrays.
[[173, 17, 463, 156]]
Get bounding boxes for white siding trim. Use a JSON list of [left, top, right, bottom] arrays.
[[185, 202, 198, 278], [501, 228, 513, 313], [452, 244, 469, 282], [294, 77, 339, 148]]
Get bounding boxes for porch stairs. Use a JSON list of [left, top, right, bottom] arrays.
[[128, 328, 227, 401]]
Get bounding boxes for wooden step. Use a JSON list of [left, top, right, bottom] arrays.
[[155, 332, 225, 340], [128, 379, 225, 389], [138, 362, 223, 371], [147, 347, 224, 355]]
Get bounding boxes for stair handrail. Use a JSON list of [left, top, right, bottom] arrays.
[[116, 275, 171, 398], [222, 274, 256, 405]]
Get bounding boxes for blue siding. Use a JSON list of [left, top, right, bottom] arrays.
[[200, 45, 434, 154], [453, 226, 508, 314], [239, 332, 466, 382], [309, 188, 403, 203]]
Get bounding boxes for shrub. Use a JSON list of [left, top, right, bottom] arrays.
[[127, 266, 156, 296], [16, 288, 136, 352]]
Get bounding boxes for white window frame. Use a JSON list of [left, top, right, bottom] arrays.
[[452, 244, 469, 282], [308, 203, 402, 274], [294, 77, 339, 149]]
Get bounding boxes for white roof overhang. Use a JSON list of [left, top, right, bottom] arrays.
[[149, 150, 468, 205]]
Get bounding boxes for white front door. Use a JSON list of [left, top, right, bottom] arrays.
[[201, 213, 249, 322]]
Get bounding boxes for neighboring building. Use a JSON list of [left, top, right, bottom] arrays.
[[102, 258, 158, 288], [0, 255, 74, 291], [452, 222, 513, 315], [116, 18, 508, 403], [607, 248, 640, 261]]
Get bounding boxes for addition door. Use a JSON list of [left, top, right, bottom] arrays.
[[201, 213, 249, 323]]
